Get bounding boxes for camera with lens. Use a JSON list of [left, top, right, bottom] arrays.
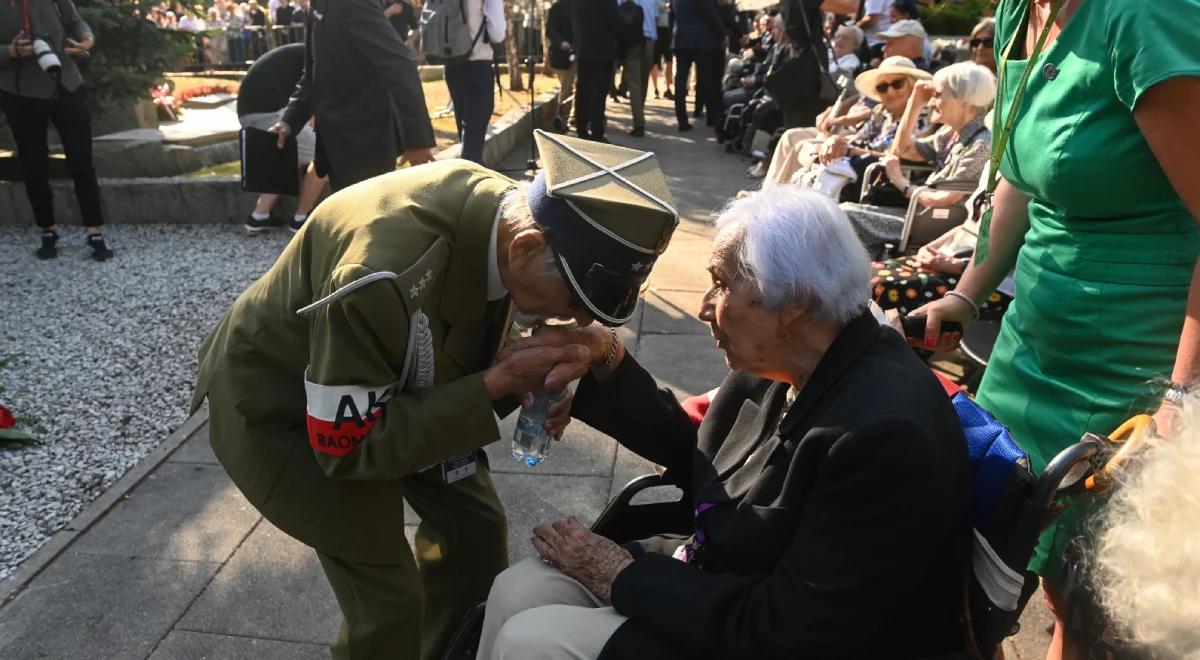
[[29, 36, 62, 75]]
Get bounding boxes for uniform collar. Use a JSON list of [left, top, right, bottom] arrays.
[[486, 208, 507, 301]]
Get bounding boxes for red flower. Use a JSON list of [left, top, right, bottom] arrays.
[[0, 403, 14, 429]]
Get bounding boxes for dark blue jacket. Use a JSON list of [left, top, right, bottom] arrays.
[[671, 0, 723, 51]]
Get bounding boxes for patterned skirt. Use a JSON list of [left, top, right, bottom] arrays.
[[871, 257, 1012, 318]]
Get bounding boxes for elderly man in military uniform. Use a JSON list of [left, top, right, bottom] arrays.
[[191, 130, 678, 660]]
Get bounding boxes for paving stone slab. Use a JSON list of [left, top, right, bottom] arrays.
[[177, 521, 342, 645], [0, 553, 217, 659], [149, 630, 329, 660], [489, 474, 611, 564], [642, 288, 710, 336], [646, 233, 716, 292], [636, 334, 729, 400], [71, 462, 260, 563], [170, 423, 219, 464]]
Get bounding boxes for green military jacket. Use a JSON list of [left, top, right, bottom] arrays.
[[192, 160, 514, 562]]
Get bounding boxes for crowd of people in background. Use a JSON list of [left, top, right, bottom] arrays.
[[140, 0, 311, 64]]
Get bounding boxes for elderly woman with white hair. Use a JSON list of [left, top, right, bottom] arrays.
[[843, 61, 995, 251], [475, 187, 972, 659]]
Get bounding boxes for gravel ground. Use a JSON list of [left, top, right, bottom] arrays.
[[0, 224, 291, 580]]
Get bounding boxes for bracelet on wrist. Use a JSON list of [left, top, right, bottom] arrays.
[[944, 290, 980, 321], [592, 328, 619, 369], [1163, 381, 1192, 407]]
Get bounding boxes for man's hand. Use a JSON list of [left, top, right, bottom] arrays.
[[484, 343, 591, 401], [560, 41, 571, 51], [401, 147, 435, 166], [532, 517, 633, 601], [7, 36, 33, 58], [268, 121, 292, 149], [64, 36, 95, 55]]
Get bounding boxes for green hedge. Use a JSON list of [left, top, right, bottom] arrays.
[[919, 0, 994, 36], [75, 1, 192, 115]]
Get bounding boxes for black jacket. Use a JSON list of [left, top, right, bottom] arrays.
[[281, 0, 434, 187], [671, 0, 723, 51], [571, 0, 621, 62], [545, 0, 575, 70], [574, 312, 972, 659]]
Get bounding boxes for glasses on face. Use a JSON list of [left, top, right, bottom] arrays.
[[970, 37, 994, 49], [874, 78, 909, 95]]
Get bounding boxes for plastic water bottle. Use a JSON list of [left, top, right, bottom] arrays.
[[511, 389, 564, 467]]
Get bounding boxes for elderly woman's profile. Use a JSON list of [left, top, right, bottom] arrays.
[[479, 187, 973, 659]]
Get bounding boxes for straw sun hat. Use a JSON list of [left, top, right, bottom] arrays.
[[854, 56, 932, 102]]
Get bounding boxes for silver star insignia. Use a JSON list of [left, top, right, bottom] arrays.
[[630, 261, 648, 272], [409, 285, 420, 299]]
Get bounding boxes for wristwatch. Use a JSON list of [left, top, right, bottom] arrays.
[[1164, 381, 1191, 407]]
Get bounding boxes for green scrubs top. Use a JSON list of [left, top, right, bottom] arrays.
[[976, 0, 1200, 579]]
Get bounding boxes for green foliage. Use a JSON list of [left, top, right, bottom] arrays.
[[919, 0, 994, 36], [74, 1, 192, 114]]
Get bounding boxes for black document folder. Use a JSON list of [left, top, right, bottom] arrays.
[[240, 127, 299, 196]]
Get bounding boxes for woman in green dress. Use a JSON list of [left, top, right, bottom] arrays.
[[913, 0, 1200, 655]]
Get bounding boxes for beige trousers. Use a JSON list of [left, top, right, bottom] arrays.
[[764, 126, 823, 187], [554, 65, 577, 122], [477, 557, 628, 660]]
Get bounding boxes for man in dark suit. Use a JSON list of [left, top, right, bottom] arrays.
[[671, 0, 724, 131], [271, 0, 435, 191], [571, 0, 622, 142], [545, 0, 576, 131]]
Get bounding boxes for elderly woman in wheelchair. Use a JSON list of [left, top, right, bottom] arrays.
[[476, 187, 973, 659], [842, 61, 995, 254]]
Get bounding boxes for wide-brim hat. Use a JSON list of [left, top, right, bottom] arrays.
[[527, 130, 679, 326], [854, 56, 932, 102]]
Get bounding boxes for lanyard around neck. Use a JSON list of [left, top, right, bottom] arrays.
[[986, 0, 1066, 195]]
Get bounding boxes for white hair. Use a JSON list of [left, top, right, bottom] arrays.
[[933, 61, 996, 112], [971, 18, 996, 37], [714, 186, 870, 323], [1096, 397, 1200, 657], [836, 24, 865, 50], [499, 182, 560, 278]]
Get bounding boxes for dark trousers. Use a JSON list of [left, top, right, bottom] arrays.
[[0, 87, 103, 229], [444, 60, 494, 164], [227, 34, 246, 62], [575, 58, 614, 138], [673, 48, 721, 126]]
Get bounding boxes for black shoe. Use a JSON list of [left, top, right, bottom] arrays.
[[86, 233, 113, 261], [288, 216, 306, 233], [577, 130, 591, 140], [693, 108, 704, 119], [629, 126, 645, 137], [590, 135, 611, 144], [678, 122, 693, 132], [653, 91, 660, 99], [35, 230, 58, 260], [244, 213, 283, 234], [664, 90, 674, 100]]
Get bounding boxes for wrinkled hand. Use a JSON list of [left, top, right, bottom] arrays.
[[916, 249, 963, 275], [499, 324, 612, 369], [268, 121, 292, 149], [1151, 400, 1182, 439], [401, 147, 435, 166], [912, 80, 935, 106], [818, 136, 848, 165], [880, 153, 904, 183], [484, 343, 590, 401], [64, 36, 94, 55], [908, 295, 974, 351], [532, 517, 633, 601], [543, 389, 574, 440]]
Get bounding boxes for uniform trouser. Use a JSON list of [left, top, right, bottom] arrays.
[[444, 60, 495, 164], [0, 87, 103, 229], [553, 65, 577, 123], [477, 557, 627, 660], [575, 59, 614, 138], [620, 39, 655, 130], [317, 455, 509, 660], [673, 48, 721, 126]]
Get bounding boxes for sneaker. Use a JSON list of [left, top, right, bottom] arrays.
[[746, 162, 767, 179], [86, 233, 114, 261], [244, 213, 282, 234], [35, 230, 58, 260], [629, 126, 645, 138], [288, 216, 306, 233]]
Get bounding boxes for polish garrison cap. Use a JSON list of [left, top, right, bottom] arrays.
[[527, 130, 679, 326]]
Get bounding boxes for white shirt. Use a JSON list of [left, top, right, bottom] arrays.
[[486, 209, 508, 301], [863, 0, 894, 45], [468, 0, 508, 62]]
